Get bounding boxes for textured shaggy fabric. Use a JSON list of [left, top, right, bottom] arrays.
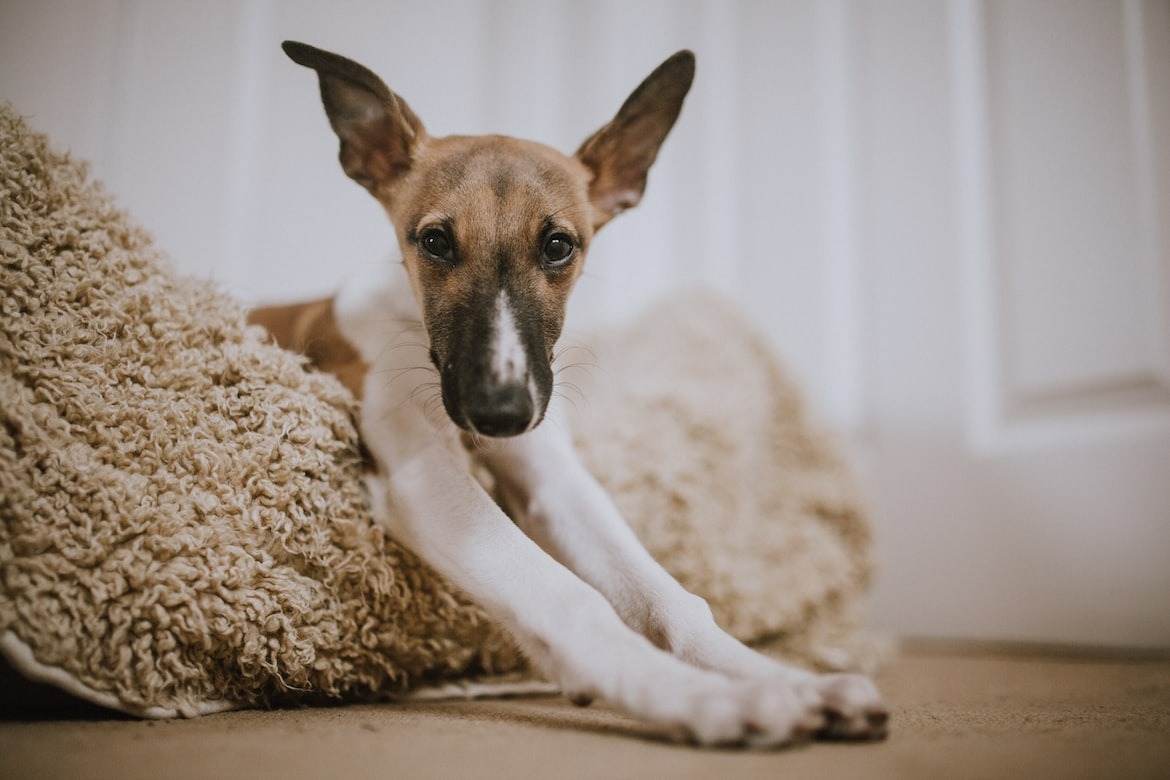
[[1, 103, 876, 718]]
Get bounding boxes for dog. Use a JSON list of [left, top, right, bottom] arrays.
[[249, 40, 888, 747]]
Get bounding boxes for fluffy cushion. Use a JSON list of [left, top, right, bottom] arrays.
[[1, 103, 877, 718]]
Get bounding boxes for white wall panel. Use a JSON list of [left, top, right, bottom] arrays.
[[0, 0, 122, 168]]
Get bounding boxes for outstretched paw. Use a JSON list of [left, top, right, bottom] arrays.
[[813, 673, 889, 741]]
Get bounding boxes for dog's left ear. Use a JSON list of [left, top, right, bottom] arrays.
[[575, 50, 695, 229]]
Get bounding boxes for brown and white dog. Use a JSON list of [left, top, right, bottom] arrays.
[[250, 41, 888, 747]]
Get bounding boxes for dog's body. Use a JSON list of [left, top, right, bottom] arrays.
[[250, 41, 887, 747]]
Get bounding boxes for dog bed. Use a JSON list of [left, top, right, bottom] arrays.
[[1, 103, 878, 718]]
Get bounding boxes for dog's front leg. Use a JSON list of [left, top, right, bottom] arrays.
[[369, 433, 829, 746], [477, 405, 888, 740]]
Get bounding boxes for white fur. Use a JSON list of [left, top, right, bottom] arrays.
[[333, 258, 887, 746], [490, 290, 526, 384]]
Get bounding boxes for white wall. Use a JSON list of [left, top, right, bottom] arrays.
[[4, 0, 1168, 648], [1, 0, 867, 421]]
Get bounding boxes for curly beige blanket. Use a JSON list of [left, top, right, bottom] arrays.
[[0, 103, 877, 718]]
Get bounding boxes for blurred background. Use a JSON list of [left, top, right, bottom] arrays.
[[3, 0, 1168, 651]]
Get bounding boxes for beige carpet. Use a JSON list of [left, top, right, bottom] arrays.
[[2, 642, 1168, 780]]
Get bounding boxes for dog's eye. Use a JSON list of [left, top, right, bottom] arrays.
[[419, 228, 452, 260], [542, 233, 575, 267]]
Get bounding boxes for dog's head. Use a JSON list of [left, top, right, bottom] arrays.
[[283, 41, 693, 437]]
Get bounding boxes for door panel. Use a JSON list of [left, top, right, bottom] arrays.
[[861, 0, 1170, 648]]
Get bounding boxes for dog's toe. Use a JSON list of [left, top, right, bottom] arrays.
[[813, 673, 889, 741], [667, 678, 827, 749]]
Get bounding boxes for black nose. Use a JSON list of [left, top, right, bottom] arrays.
[[465, 384, 535, 437]]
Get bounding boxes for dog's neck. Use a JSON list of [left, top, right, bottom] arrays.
[[333, 247, 420, 369]]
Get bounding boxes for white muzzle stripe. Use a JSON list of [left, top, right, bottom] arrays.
[[490, 290, 528, 385]]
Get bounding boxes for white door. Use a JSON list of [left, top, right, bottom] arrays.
[[858, 0, 1170, 649]]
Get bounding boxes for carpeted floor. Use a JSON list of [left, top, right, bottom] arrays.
[[2, 642, 1168, 780]]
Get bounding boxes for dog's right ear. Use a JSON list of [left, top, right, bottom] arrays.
[[282, 41, 426, 198]]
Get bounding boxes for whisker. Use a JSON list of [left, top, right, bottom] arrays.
[[369, 339, 430, 364], [553, 342, 599, 368], [420, 390, 448, 427], [553, 342, 605, 394], [364, 364, 436, 399], [464, 431, 493, 454], [552, 381, 587, 409], [410, 380, 443, 405], [382, 364, 438, 382], [553, 356, 599, 377], [538, 404, 573, 438]]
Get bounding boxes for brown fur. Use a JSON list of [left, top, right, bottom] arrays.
[[248, 297, 367, 399]]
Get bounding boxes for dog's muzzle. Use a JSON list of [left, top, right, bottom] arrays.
[[433, 349, 552, 439], [431, 289, 555, 437]]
